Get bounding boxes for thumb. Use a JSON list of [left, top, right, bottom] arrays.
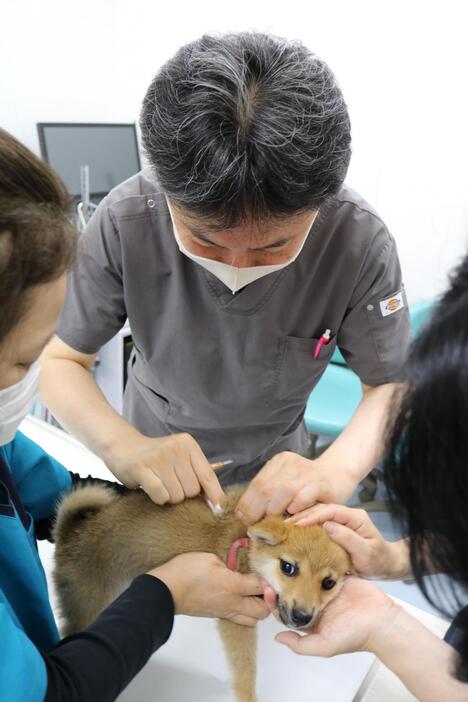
[[276, 631, 332, 656], [323, 521, 366, 561], [275, 631, 302, 648], [262, 583, 278, 610], [235, 571, 264, 596], [287, 483, 322, 513]]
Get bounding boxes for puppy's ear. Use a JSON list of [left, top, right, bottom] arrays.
[[248, 516, 287, 545]]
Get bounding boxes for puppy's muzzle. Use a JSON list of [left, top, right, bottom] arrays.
[[279, 601, 314, 629]]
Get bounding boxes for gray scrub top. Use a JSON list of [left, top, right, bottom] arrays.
[[57, 168, 411, 484]]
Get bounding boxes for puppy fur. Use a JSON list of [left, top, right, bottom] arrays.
[[53, 485, 351, 702]]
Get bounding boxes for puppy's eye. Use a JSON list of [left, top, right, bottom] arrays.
[[321, 577, 336, 591], [280, 560, 298, 577]]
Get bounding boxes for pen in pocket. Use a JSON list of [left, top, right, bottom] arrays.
[[313, 329, 331, 360]]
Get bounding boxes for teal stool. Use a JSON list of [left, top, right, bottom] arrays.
[[407, 299, 434, 337], [304, 300, 434, 440], [304, 363, 362, 437]]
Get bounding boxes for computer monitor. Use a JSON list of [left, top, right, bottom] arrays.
[[37, 123, 142, 201]]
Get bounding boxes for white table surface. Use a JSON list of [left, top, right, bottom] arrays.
[[21, 415, 429, 702]]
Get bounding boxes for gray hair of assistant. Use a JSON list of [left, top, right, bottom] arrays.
[[140, 32, 351, 227]]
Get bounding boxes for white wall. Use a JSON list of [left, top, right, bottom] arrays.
[[2, 0, 467, 302]]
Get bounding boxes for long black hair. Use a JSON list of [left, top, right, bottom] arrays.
[[383, 251, 468, 681]]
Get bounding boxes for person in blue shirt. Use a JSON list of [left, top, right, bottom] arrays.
[[0, 128, 268, 702]]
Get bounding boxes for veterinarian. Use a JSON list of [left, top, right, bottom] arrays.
[[0, 128, 268, 702], [41, 32, 411, 522], [266, 254, 468, 701]]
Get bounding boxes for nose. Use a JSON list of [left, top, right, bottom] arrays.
[[230, 252, 256, 268], [290, 607, 313, 628]]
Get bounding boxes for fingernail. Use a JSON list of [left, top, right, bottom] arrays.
[[207, 500, 224, 515], [324, 521, 336, 535], [288, 502, 299, 512], [234, 510, 244, 521]]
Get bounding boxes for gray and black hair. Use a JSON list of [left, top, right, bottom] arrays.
[[140, 32, 351, 227]]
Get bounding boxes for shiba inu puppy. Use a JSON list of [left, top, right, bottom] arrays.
[[53, 485, 352, 702]]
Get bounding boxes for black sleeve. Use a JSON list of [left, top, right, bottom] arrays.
[[43, 574, 174, 701], [34, 472, 131, 542]]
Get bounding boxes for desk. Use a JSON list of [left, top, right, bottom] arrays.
[[20, 416, 447, 702]]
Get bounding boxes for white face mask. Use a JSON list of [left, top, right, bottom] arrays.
[[167, 199, 317, 294], [0, 361, 40, 446]]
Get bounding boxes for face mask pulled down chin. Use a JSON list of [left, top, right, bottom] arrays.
[[0, 361, 40, 446], [166, 199, 315, 294]]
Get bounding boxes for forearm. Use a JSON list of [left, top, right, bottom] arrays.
[[40, 355, 141, 462], [380, 538, 412, 580], [44, 575, 174, 701], [318, 382, 399, 483], [371, 607, 467, 702]]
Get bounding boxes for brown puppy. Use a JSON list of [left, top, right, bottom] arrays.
[[53, 485, 352, 702]]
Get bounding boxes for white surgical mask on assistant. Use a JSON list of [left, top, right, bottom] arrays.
[[0, 360, 40, 446], [166, 198, 318, 294]]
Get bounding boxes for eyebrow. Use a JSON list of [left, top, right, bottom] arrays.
[[188, 229, 296, 250]]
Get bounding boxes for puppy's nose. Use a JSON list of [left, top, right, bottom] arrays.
[[291, 607, 313, 628]]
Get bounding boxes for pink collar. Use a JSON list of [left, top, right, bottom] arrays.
[[227, 537, 251, 571]]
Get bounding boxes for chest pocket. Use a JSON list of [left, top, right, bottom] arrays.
[[272, 335, 336, 402]]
